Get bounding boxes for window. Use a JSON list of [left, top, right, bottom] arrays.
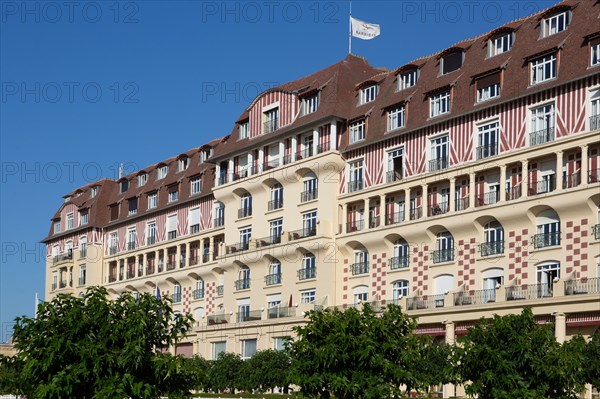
[[109, 232, 118, 254], [147, 221, 156, 245], [489, 33, 513, 57], [299, 253, 316, 280], [189, 207, 200, 234], [269, 183, 283, 210], [530, 103, 555, 146], [239, 121, 249, 139], [168, 187, 179, 203], [241, 339, 257, 360], [173, 284, 182, 303], [67, 213, 74, 230], [263, 108, 279, 134], [128, 198, 138, 216], [543, 12, 569, 37], [138, 173, 148, 187], [200, 148, 213, 162], [591, 38, 600, 67], [127, 228, 137, 251], [167, 214, 177, 240], [240, 227, 252, 250], [531, 54, 556, 85], [441, 51, 463, 75], [79, 210, 88, 225], [390, 239, 409, 269], [387, 148, 404, 183], [481, 221, 504, 256], [190, 176, 201, 195], [353, 285, 369, 305], [79, 264, 86, 286], [430, 135, 449, 171], [352, 250, 369, 275], [120, 179, 129, 193], [349, 120, 365, 144], [214, 202, 225, 227], [434, 231, 454, 263], [302, 174, 318, 202], [348, 159, 364, 192], [267, 261, 282, 285], [270, 219, 283, 244], [302, 93, 319, 115], [237, 266, 250, 290], [194, 278, 204, 299], [399, 69, 418, 90], [239, 192, 252, 218], [178, 157, 188, 172], [157, 165, 168, 179], [429, 91, 450, 117], [90, 186, 98, 198], [537, 262, 560, 297], [274, 337, 289, 351], [54, 221, 61, 233], [300, 289, 316, 304], [360, 85, 378, 104], [212, 341, 226, 360], [387, 105, 405, 131], [147, 192, 157, 209], [302, 210, 317, 236], [592, 89, 600, 131], [392, 280, 409, 301], [477, 72, 501, 102], [79, 236, 87, 258], [534, 210, 560, 248], [477, 121, 499, 159]]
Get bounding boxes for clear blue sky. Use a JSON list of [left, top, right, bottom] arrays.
[[0, 0, 557, 340]]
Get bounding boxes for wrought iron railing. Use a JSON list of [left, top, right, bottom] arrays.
[[235, 278, 251, 291], [407, 294, 445, 310], [368, 216, 380, 229], [455, 197, 469, 211], [351, 262, 369, 276], [190, 224, 200, 234], [476, 191, 500, 206], [385, 210, 404, 225], [532, 232, 560, 248], [479, 241, 504, 256], [431, 249, 454, 264], [214, 216, 225, 228], [226, 242, 250, 254], [147, 236, 156, 245], [264, 273, 282, 286], [476, 143, 498, 160], [428, 201, 449, 216], [268, 198, 283, 211], [529, 177, 555, 195], [216, 285, 224, 296], [172, 293, 182, 303], [167, 231, 177, 240], [593, 224, 600, 240], [263, 117, 279, 134], [429, 157, 448, 172], [238, 207, 252, 218], [506, 283, 553, 300], [348, 180, 363, 193], [288, 227, 316, 241], [409, 207, 422, 220], [590, 114, 600, 131], [193, 289, 204, 300], [386, 170, 403, 183], [453, 289, 497, 306], [301, 189, 318, 202], [506, 185, 521, 201], [127, 242, 136, 251], [564, 278, 600, 295], [297, 267, 316, 280], [346, 219, 364, 233], [563, 172, 581, 189], [529, 127, 555, 146], [389, 256, 409, 270]]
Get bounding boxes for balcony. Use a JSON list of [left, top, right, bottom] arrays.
[[126, 270, 135, 279], [78, 277, 86, 286], [529, 127, 555, 146], [564, 278, 600, 296], [348, 180, 363, 193], [507, 283, 553, 300], [146, 265, 155, 275], [300, 189, 318, 202], [593, 224, 600, 240], [238, 207, 252, 219], [167, 260, 176, 271], [428, 201, 449, 216], [389, 256, 409, 270], [189, 256, 198, 266], [207, 314, 229, 325], [158, 261, 164, 272], [167, 231, 177, 240], [190, 224, 200, 234], [255, 235, 281, 248], [53, 251, 73, 264], [317, 141, 330, 153], [429, 157, 448, 172], [591, 114, 600, 131], [386, 170, 403, 183], [368, 216, 380, 229], [267, 306, 296, 319], [264, 273, 282, 286], [59, 280, 67, 289], [453, 289, 497, 306], [108, 274, 117, 283], [263, 117, 279, 134], [409, 207, 422, 221], [296, 147, 314, 160], [563, 172, 581, 189], [479, 241, 504, 256], [172, 293, 182, 303], [532, 232, 560, 249], [288, 227, 316, 241], [506, 185, 521, 201], [589, 168, 600, 184], [51, 283, 57, 291], [226, 242, 249, 254], [407, 294, 444, 310], [268, 199, 283, 211], [351, 262, 369, 276], [137, 266, 143, 277], [385, 210, 404, 226], [455, 197, 469, 211], [118, 272, 124, 281], [147, 236, 156, 245], [529, 177, 555, 195], [297, 267, 316, 280], [214, 216, 225, 228], [431, 249, 454, 264], [476, 191, 500, 207], [235, 278, 251, 291], [476, 143, 498, 160], [127, 242, 136, 251], [79, 249, 86, 259], [237, 310, 262, 323], [217, 285, 224, 296], [346, 220, 364, 233], [265, 159, 281, 170], [193, 289, 204, 300]]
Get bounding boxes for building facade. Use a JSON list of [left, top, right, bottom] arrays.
[[44, 0, 599, 394]]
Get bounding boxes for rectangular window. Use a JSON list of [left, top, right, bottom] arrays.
[[212, 341, 226, 360], [157, 166, 168, 179], [241, 339, 257, 360], [477, 121, 499, 160], [79, 210, 88, 225], [148, 192, 157, 209], [168, 187, 179, 203], [531, 54, 556, 85], [178, 158, 188, 172], [270, 219, 283, 242], [300, 289, 316, 304], [302, 210, 317, 236], [442, 52, 462, 74], [138, 173, 148, 187], [240, 227, 252, 249], [430, 135, 449, 171], [387, 148, 404, 182], [476, 71, 501, 103], [79, 264, 86, 286], [302, 93, 319, 115], [274, 337, 289, 351], [360, 85, 378, 104], [90, 186, 98, 198], [399, 70, 418, 90], [543, 12, 569, 37], [489, 33, 513, 57], [239, 121, 249, 139], [120, 180, 129, 193], [190, 177, 201, 195], [67, 213, 74, 230], [189, 208, 200, 234], [128, 198, 138, 216], [429, 91, 450, 117], [348, 160, 364, 192], [54, 221, 61, 233], [147, 221, 156, 245], [530, 103, 555, 146], [167, 214, 177, 240], [591, 38, 600, 67], [387, 105, 405, 131], [349, 120, 365, 144], [109, 232, 118, 254], [263, 108, 279, 134], [127, 228, 136, 250]]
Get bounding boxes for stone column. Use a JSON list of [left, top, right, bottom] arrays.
[[330, 122, 337, 150], [290, 136, 297, 161], [185, 242, 191, 267], [449, 178, 456, 212], [581, 144, 589, 185], [522, 160, 529, 198], [313, 129, 319, 155], [555, 150, 563, 190], [404, 187, 411, 220], [444, 321, 456, 398], [554, 312, 566, 344], [499, 164, 507, 203], [380, 194, 386, 225], [469, 172, 476, 209]]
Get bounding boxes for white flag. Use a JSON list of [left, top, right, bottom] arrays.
[[351, 17, 380, 40]]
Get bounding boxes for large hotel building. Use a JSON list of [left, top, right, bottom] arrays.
[[44, 0, 599, 393]]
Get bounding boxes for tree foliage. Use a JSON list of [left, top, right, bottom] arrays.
[[240, 349, 291, 393], [4, 286, 194, 399], [583, 331, 600, 391], [457, 307, 586, 399], [206, 351, 243, 393]]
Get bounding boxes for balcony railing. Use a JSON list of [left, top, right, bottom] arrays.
[[214, 216, 225, 228], [166, 261, 176, 271], [138, 266, 143, 277], [389, 256, 409, 270], [235, 278, 251, 291], [51, 283, 57, 291], [118, 272, 124, 281], [157, 261, 164, 273], [146, 265, 155, 275], [127, 242, 136, 251], [296, 147, 314, 160], [317, 142, 330, 153], [167, 231, 177, 240], [455, 197, 469, 211], [532, 232, 561, 248], [407, 294, 445, 310], [385, 210, 404, 225], [78, 277, 86, 286], [348, 180, 363, 193], [591, 114, 600, 131], [564, 278, 600, 296], [207, 314, 229, 325], [268, 306, 296, 319], [53, 251, 73, 264], [288, 227, 316, 241], [237, 310, 262, 323], [589, 168, 600, 184], [217, 285, 224, 296], [386, 170, 403, 183], [189, 256, 198, 266], [256, 235, 281, 248], [58, 280, 67, 289], [190, 224, 200, 234], [79, 249, 87, 259], [593, 224, 600, 240], [109, 246, 118, 256], [147, 236, 156, 245], [346, 219, 364, 233], [506, 283, 553, 300], [297, 267, 316, 280], [476, 143, 498, 160], [351, 262, 369, 276], [193, 289, 204, 300], [126, 270, 135, 279], [264, 273, 282, 286], [529, 127, 555, 146], [563, 172, 581, 189], [506, 185, 521, 201], [108, 274, 117, 283], [267, 198, 283, 211], [476, 191, 500, 207], [227, 242, 249, 254], [368, 216, 380, 229], [263, 117, 279, 134], [479, 241, 504, 256], [429, 157, 448, 172], [409, 207, 422, 220], [300, 189, 318, 202], [238, 207, 252, 218], [453, 289, 497, 306], [172, 293, 182, 303], [431, 249, 454, 264], [529, 177, 555, 195], [428, 201, 449, 216]]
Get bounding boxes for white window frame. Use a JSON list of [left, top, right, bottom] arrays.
[[147, 221, 157, 244], [79, 264, 86, 286], [148, 192, 157, 209], [190, 177, 201, 195], [300, 289, 316, 304], [239, 122, 249, 139], [592, 42, 600, 67], [270, 218, 283, 240], [530, 54, 557, 85], [530, 102, 555, 135], [168, 189, 179, 203], [387, 105, 405, 131], [240, 227, 252, 247], [90, 186, 98, 198], [399, 70, 418, 90], [477, 83, 500, 103], [353, 285, 369, 304], [178, 157, 188, 172], [302, 93, 319, 115], [138, 173, 148, 187], [54, 221, 61, 233], [543, 12, 569, 37], [157, 165, 168, 179], [429, 91, 450, 118], [392, 280, 409, 300], [212, 341, 226, 360], [241, 339, 257, 360], [349, 120, 365, 144], [476, 121, 500, 159], [360, 85, 378, 104], [66, 212, 74, 230], [79, 210, 88, 226], [489, 33, 513, 57]]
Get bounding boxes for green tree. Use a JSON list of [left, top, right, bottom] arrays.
[[408, 337, 456, 395], [185, 355, 211, 393], [457, 307, 586, 399], [288, 303, 420, 399], [240, 349, 291, 393], [583, 331, 600, 391], [5, 286, 194, 399], [207, 352, 243, 393]]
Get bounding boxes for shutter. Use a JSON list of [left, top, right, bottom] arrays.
[[476, 71, 501, 90], [189, 208, 200, 227], [167, 214, 177, 233]]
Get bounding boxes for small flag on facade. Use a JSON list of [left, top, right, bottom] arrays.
[[156, 286, 161, 301], [350, 16, 380, 40]]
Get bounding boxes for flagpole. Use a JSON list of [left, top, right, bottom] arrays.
[[348, 1, 352, 54]]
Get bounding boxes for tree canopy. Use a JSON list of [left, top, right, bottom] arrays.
[[3, 286, 194, 399]]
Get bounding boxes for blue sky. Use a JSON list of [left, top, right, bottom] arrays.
[[0, 0, 557, 340]]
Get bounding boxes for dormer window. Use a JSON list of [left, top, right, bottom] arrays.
[[67, 212, 74, 229], [360, 85, 378, 104], [200, 148, 213, 163], [590, 37, 600, 67], [430, 90, 451, 118], [476, 71, 501, 103], [530, 53, 556, 85], [441, 51, 463, 75], [301, 93, 319, 115], [542, 11, 570, 38], [128, 197, 138, 216], [178, 157, 189, 172], [119, 179, 129, 193], [239, 121, 249, 140], [168, 186, 179, 203], [263, 108, 279, 134], [138, 173, 148, 187], [157, 165, 168, 179], [90, 186, 98, 198], [398, 70, 418, 90], [54, 221, 61, 234], [79, 210, 89, 225], [349, 119, 366, 144], [489, 33, 513, 57]]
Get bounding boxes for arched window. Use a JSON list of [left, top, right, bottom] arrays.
[[269, 183, 283, 210], [351, 248, 369, 275], [194, 278, 204, 300], [433, 231, 454, 263], [301, 172, 318, 202], [392, 280, 409, 302], [239, 193, 252, 218], [299, 253, 316, 280], [433, 274, 454, 308], [390, 239, 410, 269], [535, 209, 560, 248], [482, 221, 504, 256], [353, 285, 369, 305], [194, 307, 205, 321], [482, 268, 504, 302], [536, 261, 560, 297], [266, 260, 282, 286], [237, 266, 250, 290]]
